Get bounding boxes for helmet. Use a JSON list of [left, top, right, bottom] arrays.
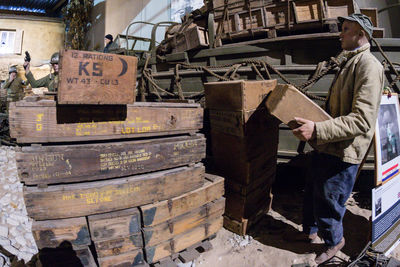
[[9, 65, 17, 73], [50, 52, 59, 64]]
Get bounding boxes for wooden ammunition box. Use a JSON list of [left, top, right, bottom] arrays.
[[325, 0, 355, 19], [225, 184, 273, 221], [9, 101, 203, 143], [210, 128, 278, 162], [204, 80, 277, 111], [141, 173, 225, 227], [32, 217, 90, 249], [211, 133, 278, 184], [88, 208, 141, 241], [58, 49, 137, 105], [142, 198, 225, 247], [88, 208, 143, 258], [173, 26, 209, 53], [144, 216, 223, 263], [209, 108, 278, 137], [212, 0, 273, 18], [266, 84, 331, 128], [24, 164, 205, 220], [17, 134, 205, 185], [98, 249, 146, 267]]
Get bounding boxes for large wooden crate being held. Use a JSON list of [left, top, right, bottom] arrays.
[[204, 79, 279, 235]]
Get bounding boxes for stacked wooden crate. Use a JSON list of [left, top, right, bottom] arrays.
[[8, 50, 225, 266], [212, 0, 384, 41], [204, 79, 279, 235]]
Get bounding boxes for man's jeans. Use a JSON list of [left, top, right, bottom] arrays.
[[302, 152, 359, 247]]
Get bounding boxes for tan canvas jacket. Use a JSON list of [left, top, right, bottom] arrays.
[[315, 43, 384, 164]]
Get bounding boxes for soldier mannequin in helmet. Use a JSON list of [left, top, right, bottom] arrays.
[[24, 52, 59, 92], [2, 65, 25, 112]]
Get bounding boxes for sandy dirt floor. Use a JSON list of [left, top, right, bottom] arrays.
[[195, 168, 400, 267]]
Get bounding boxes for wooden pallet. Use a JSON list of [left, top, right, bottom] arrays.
[[24, 164, 205, 220], [145, 216, 222, 263], [9, 100, 203, 143], [16, 133, 205, 185], [149, 236, 216, 266]]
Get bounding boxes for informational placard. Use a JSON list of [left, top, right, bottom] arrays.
[[374, 94, 400, 185], [371, 176, 400, 254]]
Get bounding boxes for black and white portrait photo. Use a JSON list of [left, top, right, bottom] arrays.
[[378, 104, 400, 165]]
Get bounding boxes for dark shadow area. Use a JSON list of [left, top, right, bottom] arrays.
[[56, 104, 127, 123]]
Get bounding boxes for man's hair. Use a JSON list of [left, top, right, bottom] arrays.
[[105, 34, 113, 41]]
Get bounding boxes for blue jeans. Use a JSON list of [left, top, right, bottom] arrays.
[[302, 152, 359, 247]]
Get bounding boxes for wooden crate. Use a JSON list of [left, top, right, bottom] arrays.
[[58, 49, 137, 105], [266, 84, 331, 128], [16, 134, 205, 185], [173, 26, 209, 53], [144, 216, 223, 263], [293, 0, 323, 23], [210, 129, 278, 162], [98, 249, 146, 267], [143, 198, 224, 247], [32, 217, 90, 249], [204, 79, 277, 111], [212, 0, 273, 18], [325, 0, 355, 19], [225, 163, 276, 195], [9, 101, 203, 144], [209, 107, 279, 137], [225, 184, 273, 220], [211, 133, 278, 184], [88, 208, 141, 241], [24, 164, 205, 220], [141, 173, 225, 227], [88, 208, 143, 258]]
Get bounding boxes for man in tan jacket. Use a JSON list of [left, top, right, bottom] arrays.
[[292, 14, 384, 264]]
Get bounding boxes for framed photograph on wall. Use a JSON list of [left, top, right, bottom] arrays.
[[374, 94, 400, 185]]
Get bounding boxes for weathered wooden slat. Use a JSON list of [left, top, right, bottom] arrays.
[[17, 134, 205, 185], [142, 197, 225, 247], [94, 232, 143, 258], [88, 208, 141, 241], [209, 108, 279, 137], [145, 216, 223, 263], [32, 217, 90, 249], [266, 84, 331, 128], [9, 101, 203, 143], [24, 164, 205, 220], [140, 173, 224, 227], [204, 80, 277, 111], [58, 49, 137, 105], [97, 249, 146, 267]]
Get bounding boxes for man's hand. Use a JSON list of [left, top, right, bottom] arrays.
[[23, 61, 30, 73], [292, 117, 316, 141], [9, 72, 16, 82]]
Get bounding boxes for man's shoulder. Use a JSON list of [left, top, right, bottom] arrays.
[[358, 50, 383, 71]]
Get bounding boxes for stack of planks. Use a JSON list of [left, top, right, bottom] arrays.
[[8, 98, 225, 266], [204, 79, 280, 235]]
